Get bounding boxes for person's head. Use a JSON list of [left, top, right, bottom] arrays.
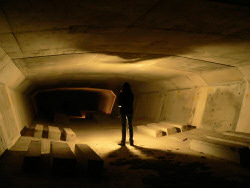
[[122, 82, 131, 92]]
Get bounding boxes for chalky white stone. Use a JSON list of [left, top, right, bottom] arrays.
[[137, 125, 165, 137], [63, 128, 76, 142], [159, 121, 187, 132], [147, 123, 177, 135], [48, 126, 61, 140], [190, 137, 249, 164], [34, 124, 43, 138]]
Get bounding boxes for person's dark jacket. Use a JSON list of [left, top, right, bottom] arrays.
[[118, 90, 134, 115]]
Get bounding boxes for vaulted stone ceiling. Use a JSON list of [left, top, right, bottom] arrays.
[[0, 0, 249, 89]]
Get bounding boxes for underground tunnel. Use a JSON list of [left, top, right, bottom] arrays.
[[0, 0, 250, 187], [31, 88, 116, 122]]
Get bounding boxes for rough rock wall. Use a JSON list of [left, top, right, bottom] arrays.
[[201, 83, 246, 131], [134, 92, 164, 123], [134, 73, 248, 132], [160, 89, 197, 125], [8, 88, 34, 130], [0, 48, 33, 153], [0, 84, 20, 149]]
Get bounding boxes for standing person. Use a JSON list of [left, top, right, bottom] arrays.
[[118, 82, 134, 146]]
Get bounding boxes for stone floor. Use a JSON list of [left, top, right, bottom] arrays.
[[1, 117, 250, 187]]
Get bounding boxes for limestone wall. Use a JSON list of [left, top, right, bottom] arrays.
[[236, 84, 250, 133], [0, 84, 20, 149], [160, 89, 198, 125], [7, 88, 34, 130], [0, 111, 7, 155], [134, 68, 250, 133], [0, 47, 33, 152], [201, 83, 246, 131], [0, 82, 34, 153], [134, 92, 164, 123], [0, 84, 34, 151]]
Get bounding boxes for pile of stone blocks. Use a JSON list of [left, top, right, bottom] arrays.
[[136, 121, 194, 138], [22, 124, 104, 177], [32, 124, 77, 142]]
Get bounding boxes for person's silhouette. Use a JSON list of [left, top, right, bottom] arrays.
[[118, 82, 134, 146]]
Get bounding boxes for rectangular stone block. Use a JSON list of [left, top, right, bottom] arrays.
[[159, 121, 187, 132], [34, 124, 43, 138], [50, 141, 76, 174], [74, 144, 104, 177], [147, 123, 177, 135], [190, 138, 250, 165], [48, 126, 61, 140], [137, 125, 165, 137], [206, 135, 250, 149], [223, 131, 250, 140], [41, 139, 50, 154], [63, 128, 76, 142], [23, 140, 42, 172]]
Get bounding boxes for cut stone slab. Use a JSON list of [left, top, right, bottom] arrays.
[[23, 140, 42, 172], [159, 121, 187, 132], [50, 141, 76, 174], [63, 128, 76, 142], [10, 137, 31, 151], [48, 126, 61, 140], [41, 139, 50, 154], [223, 131, 250, 140], [74, 144, 104, 177], [206, 135, 250, 149], [147, 123, 177, 135], [137, 125, 165, 137], [190, 137, 250, 165], [34, 124, 43, 138]]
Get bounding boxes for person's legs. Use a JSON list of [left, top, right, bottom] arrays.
[[127, 114, 134, 145], [120, 113, 127, 145]]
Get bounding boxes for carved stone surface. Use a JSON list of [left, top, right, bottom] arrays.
[[63, 128, 76, 142], [137, 125, 165, 138], [34, 124, 43, 138], [23, 140, 42, 172], [190, 138, 250, 165], [48, 126, 61, 140], [50, 141, 76, 174], [74, 144, 103, 177]]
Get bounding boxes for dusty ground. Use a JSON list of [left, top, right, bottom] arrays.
[[1, 117, 250, 187]]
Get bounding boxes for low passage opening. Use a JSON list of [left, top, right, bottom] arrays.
[[31, 88, 116, 124]]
